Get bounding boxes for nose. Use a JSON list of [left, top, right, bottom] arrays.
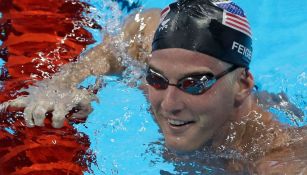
[[160, 85, 185, 115]]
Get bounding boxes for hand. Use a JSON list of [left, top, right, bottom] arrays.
[[6, 79, 100, 128]]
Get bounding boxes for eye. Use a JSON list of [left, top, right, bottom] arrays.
[[179, 74, 210, 88], [181, 78, 196, 89], [146, 68, 169, 89], [177, 74, 214, 94], [199, 76, 208, 82], [197, 74, 215, 87]]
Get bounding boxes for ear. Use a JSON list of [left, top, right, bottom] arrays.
[[235, 69, 254, 105]]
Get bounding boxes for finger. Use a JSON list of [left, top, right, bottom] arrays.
[[77, 89, 99, 103], [89, 94, 99, 103], [92, 76, 104, 92], [9, 96, 28, 108], [33, 103, 52, 126], [0, 102, 10, 113], [72, 104, 93, 119], [83, 89, 99, 103], [23, 105, 35, 127], [52, 105, 69, 128]]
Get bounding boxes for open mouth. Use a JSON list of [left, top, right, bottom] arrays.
[[167, 119, 195, 127]]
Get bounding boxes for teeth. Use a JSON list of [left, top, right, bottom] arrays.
[[168, 119, 189, 126]]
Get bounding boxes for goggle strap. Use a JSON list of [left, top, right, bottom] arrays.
[[215, 65, 238, 80]]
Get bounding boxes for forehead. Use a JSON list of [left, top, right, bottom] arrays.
[[149, 48, 227, 75]]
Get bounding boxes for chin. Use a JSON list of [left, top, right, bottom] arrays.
[[164, 136, 201, 154]]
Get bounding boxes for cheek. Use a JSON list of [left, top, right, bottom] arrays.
[[188, 90, 220, 113], [147, 87, 161, 110], [190, 87, 234, 121]]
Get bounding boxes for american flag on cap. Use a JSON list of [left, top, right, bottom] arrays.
[[212, 0, 252, 38], [160, 6, 170, 23]]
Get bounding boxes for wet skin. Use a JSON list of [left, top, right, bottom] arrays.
[[146, 48, 307, 174], [147, 48, 240, 153]]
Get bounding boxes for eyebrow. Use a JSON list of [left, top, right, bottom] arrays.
[[148, 65, 214, 78]]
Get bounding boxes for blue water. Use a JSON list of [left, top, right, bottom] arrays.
[[238, 0, 307, 126], [0, 0, 306, 174], [77, 76, 175, 174]]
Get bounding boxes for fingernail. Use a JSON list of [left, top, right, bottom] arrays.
[[52, 121, 64, 128], [26, 121, 35, 128]]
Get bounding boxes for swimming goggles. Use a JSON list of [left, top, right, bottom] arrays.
[[146, 66, 238, 95]]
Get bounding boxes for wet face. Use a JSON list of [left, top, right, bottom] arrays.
[[148, 48, 238, 153]]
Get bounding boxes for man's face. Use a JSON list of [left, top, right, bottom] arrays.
[[147, 48, 237, 153]]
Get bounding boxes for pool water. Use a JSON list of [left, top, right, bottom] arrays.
[[0, 0, 306, 174]]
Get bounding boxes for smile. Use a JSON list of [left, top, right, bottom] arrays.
[[167, 119, 195, 127]]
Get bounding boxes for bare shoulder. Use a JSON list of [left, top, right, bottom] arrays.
[[255, 126, 307, 174], [83, 8, 162, 74], [122, 8, 161, 39], [122, 8, 161, 62]]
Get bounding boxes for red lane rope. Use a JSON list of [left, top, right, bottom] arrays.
[[0, 0, 100, 174]]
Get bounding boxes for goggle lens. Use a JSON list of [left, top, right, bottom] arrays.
[[146, 68, 212, 95], [146, 71, 168, 89], [146, 66, 237, 95], [179, 78, 206, 95]]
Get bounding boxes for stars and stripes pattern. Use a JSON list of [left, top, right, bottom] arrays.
[[212, 0, 252, 37], [160, 6, 170, 23], [222, 10, 252, 37]]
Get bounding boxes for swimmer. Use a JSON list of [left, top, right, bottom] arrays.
[[4, 0, 306, 174]]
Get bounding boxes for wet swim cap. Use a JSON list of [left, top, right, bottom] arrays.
[[152, 0, 253, 68]]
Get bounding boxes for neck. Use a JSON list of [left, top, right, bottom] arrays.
[[235, 94, 254, 120], [211, 94, 289, 160]]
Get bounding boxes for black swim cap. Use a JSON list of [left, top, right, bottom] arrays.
[[152, 0, 253, 68]]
